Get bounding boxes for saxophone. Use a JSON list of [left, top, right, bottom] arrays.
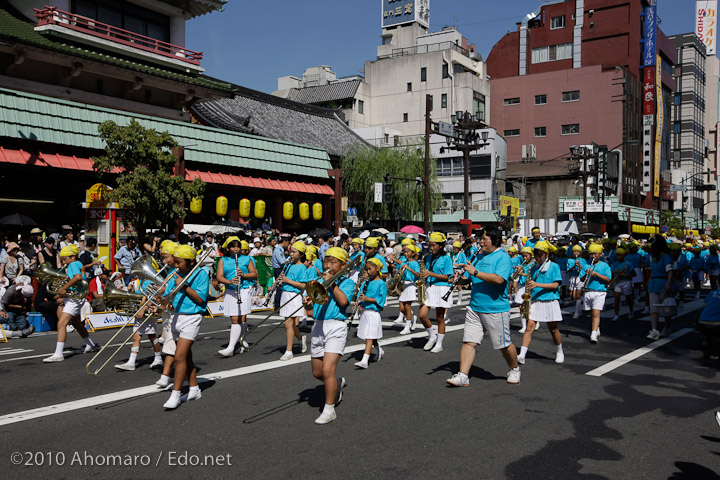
[[415, 256, 427, 305], [388, 264, 406, 297]]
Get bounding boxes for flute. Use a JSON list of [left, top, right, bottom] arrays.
[[235, 253, 242, 305]]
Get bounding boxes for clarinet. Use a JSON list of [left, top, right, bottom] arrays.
[[235, 253, 242, 305], [442, 250, 481, 301], [264, 258, 291, 306], [350, 277, 371, 322]]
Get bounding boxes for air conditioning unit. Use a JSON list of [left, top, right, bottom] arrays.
[[441, 199, 453, 209], [472, 204, 483, 211], [521, 145, 527, 159], [528, 144, 536, 160], [450, 199, 463, 210]]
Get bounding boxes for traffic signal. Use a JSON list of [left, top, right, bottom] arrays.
[[383, 183, 393, 203]]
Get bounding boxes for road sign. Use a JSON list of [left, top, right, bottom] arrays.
[[669, 185, 687, 192], [374, 183, 383, 203], [347, 207, 357, 216], [706, 225, 712, 233], [438, 121, 454, 137]]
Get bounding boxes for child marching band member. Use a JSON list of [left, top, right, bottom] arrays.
[[447, 227, 520, 387], [300, 245, 323, 328], [690, 246, 705, 299], [155, 241, 178, 388], [310, 247, 355, 424], [626, 243, 644, 297], [513, 247, 534, 332], [394, 244, 420, 335], [418, 232, 453, 353], [567, 245, 587, 320], [507, 246, 520, 299], [363, 237, 389, 277], [580, 244, 611, 343], [278, 241, 308, 360], [162, 245, 209, 409], [610, 247, 635, 321], [389, 237, 415, 324], [517, 241, 564, 365], [646, 237, 673, 340], [451, 241, 468, 305], [353, 257, 387, 369], [556, 247, 569, 304], [43, 244, 100, 362], [217, 238, 258, 357], [669, 243, 688, 304], [349, 238, 365, 284]]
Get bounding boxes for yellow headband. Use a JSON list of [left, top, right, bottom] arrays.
[[160, 241, 178, 255], [429, 232, 446, 243], [326, 247, 348, 263], [588, 244, 603, 254], [60, 244, 79, 257], [452, 241, 462, 249], [306, 251, 317, 262], [174, 245, 197, 260], [292, 241, 307, 254], [352, 238, 365, 246], [222, 236, 241, 248], [305, 245, 318, 255], [367, 257, 383, 269], [365, 237, 380, 248], [407, 244, 420, 254]]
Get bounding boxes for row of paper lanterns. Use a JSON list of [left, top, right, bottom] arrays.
[[631, 225, 700, 236], [190, 197, 322, 221]]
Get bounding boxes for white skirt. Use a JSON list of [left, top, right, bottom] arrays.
[[357, 309, 383, 340], [514, 285, 527, 305], [223, 288, 251, 316], [399, 281, 417, 302], [632, 267, 643, 284], [425, 284, 453, 309], [529, 300, 563, 323], [350, 270, 361, 283], [279, 290, 303, 318], [568, 276, 583, 291]]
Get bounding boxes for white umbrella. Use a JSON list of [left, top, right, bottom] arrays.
[[358, 230, 371, 239], [374, 227, 390, 235]]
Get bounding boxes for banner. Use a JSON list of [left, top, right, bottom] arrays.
[[654, 55, 663, 198], [697, 1, 718, 55], [562, 199, 613, 213], [499, 195, 520, 216], [643, 2, 657, 67]]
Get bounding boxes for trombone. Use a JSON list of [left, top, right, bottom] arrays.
[[241, 256, 361, 350], [85, 248, 214, 375]]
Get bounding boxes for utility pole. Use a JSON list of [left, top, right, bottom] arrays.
[[424, 94, 432, 234]]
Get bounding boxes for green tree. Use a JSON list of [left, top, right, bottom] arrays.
[[661, 210, 685, 237], [341, 142, 441, 226], [92, 119, 205, 239]]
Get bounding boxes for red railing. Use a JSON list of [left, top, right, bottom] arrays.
[[34, 6, 202, 65]]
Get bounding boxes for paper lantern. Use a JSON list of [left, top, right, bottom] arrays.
[[313, 202, 323, 221], [299, 202, 310, 221], [190, 197, 202, 214], [239, 198, 251, 218], [283, 202, 294, 220], [254, 199, 265, 218], [216, 196, 228, 217]]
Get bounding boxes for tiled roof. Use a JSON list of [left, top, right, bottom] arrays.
[[0, 6, 233, 93], [0, 87, 333, 179], [289, 79, 363, 105], [192, 85, 368, 158]]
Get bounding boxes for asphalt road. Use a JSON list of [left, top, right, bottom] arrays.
[[2, 293, 719, 480]]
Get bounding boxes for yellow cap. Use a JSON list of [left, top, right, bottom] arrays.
[[521, 247, 534, 255], [521, 236, 528, 243], [292, 241, 307, 253], [174, 245, 197, 260], [367, 257, 383, 269], [352, 237, 365, 246], [326, 247, 348, 263], [401, 238, 415, 246], [59, 244, 79, 257], [534, 241, 551, 253], [306, 245, 318, 255], [452, 241, 462, 249], [306, 251, 317, 262], [240, 240, 249, 250], [365, 237, 380, 248], [588, 244, 603, 254], [429, 232, 446, 243], [572, 245, 582, 252], [222, 236, 241, 248], [616, 248, 627, 255], [160, 241, 178, 255], [407, 244, 420, 254], [508, 246, 518, 252]]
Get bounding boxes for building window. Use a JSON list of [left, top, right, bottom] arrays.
[[73, 0, 170, 42], [532, 43, 573, 64], [561, 124, 579, 135], [384, 133, 389, 144], [441, 93, 447, 108], [437, 157, 464, 176], [407, 82, 412, 92], [550, 15, 565, 29], [442, 63, 449, 79], [561, 90, 580, 102], [534, 127, 546, 137], [535, 94, 547, 105], [504, 129, 520, 137], [403, 113, 409, 122], [673, 121, 681, 134], [421, 67, 427, 82], [473, 92, 486, 122], [503, 97, 520, 106], [358, 100, 364, 114], [674, 94, 681, 106]]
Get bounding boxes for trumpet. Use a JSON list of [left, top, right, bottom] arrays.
[[241, 256, 362, 350], [510, 258, 533, 283], [38, 264, 89, 300]]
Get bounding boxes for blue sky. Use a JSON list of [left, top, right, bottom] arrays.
[[187, 1, 696, 93]]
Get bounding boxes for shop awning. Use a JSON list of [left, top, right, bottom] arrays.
[[0, 148, 334, 195]]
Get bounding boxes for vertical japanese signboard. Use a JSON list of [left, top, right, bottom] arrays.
[[643, 1, 657, 67], [696, 1, 717, 55], [654, 55, 663, 198], [642, 0, 658, 195]]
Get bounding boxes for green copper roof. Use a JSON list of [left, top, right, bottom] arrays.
[[0, 7, 233, 93], [0, 87, 332, 178], [432, 210, 500, 223]]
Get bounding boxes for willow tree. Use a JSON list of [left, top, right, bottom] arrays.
[[341, 142, 442, 226], [92, 119, 205, 239]]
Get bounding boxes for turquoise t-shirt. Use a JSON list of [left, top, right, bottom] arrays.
[[610, 260, 633, 279], [305, 264, 319, 282], [426, 253, 452, 287], [172, 267, 209, 314], [401, 260, 420, 281], [67, 260, 84, 280], [529, 261, 562, 301], [359, 278, 387, 312], [580, 261, 612, 292], [648, 254, 672, 293], [313, 277, 355, 320], [468, 249, 512, 313], [281, 263, 307, 294], [566, 257, 587, 277]]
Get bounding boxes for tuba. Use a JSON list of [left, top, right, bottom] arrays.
[[103, 285, 145, 316], [128, 255, 170, 308], [38, 264, 88, 300]]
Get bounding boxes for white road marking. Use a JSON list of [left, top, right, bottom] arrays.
[[0, 324, 465, 426], [0, 348, 33, 356], [585, 328, 694, 377]]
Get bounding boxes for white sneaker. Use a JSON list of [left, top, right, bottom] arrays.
[[218, 347, 234, 357], [354, 360, 369, 369], [65, 325, 75, 333], [336, 377, 346, 405], [590, 330, 599, 343], [163, 393, 181, 410], [534, 321, 540, 331], [716, 411, 720, 427], [279, 352, 293, 361], [555, 352, 565, 364], [83, 344, 101, 353], [114, 362, 135, 371], [43, 354, 64, 363], [518, 327, 527, 334], [315, 410, 337, 425], [642, 307, 650, 315], [646, 329, 660, 340], [400, 325, 411, 335], [376, 349, 384, 362], [444, 315, 451, 325], [150, 358, 163, 369], [506, 369, 521, 384], [612, 315, 620, 322], [517, 355, 526, 365], [393, 316, 404, 324], [181, 388, 202, 402], [430, 344, 443, 353], [446, 373, 469, 387], [301, 335, 307, 353], [155, 376, 170, 388], [423, 336, 437, 351]]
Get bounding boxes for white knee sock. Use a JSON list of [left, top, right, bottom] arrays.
[[436, 333, 445, 348], [404, 320, 412, 329], [519, 346, 528, 357], [54, 341, 65, 356], [227, 324, 241, 350], [361, 353, 370, 363], [128, 351, 138, 365], [154, 352, 162, 361], [457, 290, 464, 304], [521, 315, 527, 330], [556, 344, 564, 354], [323, 403, 335, 414], [426, 327, 436, 339], [84, 337, 95, 347], [575, 300, 582, 314]]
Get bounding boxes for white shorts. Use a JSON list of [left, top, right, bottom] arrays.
[[561, 270, 569, 287], [529, 300, 563, 323], [170, 313, 202, 341], [161, 311, 175, 355], [463, 309, 512, 349], [399, 281, 417, 302], [224, 288, 251, 316], [357, 309, 383, 340], [613, 279, 633, 296], [279, 290, 303, 318], [649, 292, 664, 314], [310, 319, 347, 358], [632, 267, 643, 284], [583, 291, 607, 311], [514, 286, 526, 305], [424, 284, 453, 308], [62, 298, 85, 317], [568, 276, 583, 291]]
